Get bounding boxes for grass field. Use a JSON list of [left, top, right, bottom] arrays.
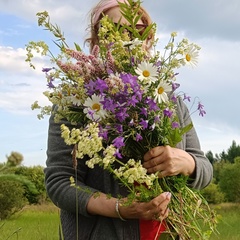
[[1, 203, 240, 240], [0, 203, 59, 240], [210, 203, 240, 240]]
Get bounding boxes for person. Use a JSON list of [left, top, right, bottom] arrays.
[[44, 0, 213, 239]]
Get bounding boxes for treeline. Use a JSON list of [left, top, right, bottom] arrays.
[[1, 140, 240, 220], [201, 140, 240, 203]]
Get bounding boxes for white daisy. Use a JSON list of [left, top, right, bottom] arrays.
[[70, 95, 82, 106], [154, 82, 172, 103], [135, 61, 158, 85], [183, 44, 199, 67], [83, 94, 107, 121]]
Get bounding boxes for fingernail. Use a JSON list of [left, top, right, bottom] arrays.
[[165, 192, 172, 199]]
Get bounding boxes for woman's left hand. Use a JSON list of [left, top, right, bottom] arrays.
[[143, 145, 196, 178]]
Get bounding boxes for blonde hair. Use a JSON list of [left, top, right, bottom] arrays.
[[85, 0, 155, 52]]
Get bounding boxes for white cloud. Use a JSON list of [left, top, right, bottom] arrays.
[[0, 45, 45, 74], [194, 118, 240, 154], [0, 45, 51, 114]]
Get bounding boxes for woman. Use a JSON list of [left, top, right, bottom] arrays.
[[44, 0, 213, 239]]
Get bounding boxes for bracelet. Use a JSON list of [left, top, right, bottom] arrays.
[[115, 199, 126, 221]]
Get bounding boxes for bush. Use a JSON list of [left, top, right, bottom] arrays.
[[10, 166, 46, 204], [201, 181, 225, 204], [0, 180, 27, 220], [218, 162, 240, 203]]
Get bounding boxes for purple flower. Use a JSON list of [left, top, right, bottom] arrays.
[[183, 94, 191, 102], [107, 69, 114, 75], [46, 76, 55, 88], [172, 122, 179, 128], [113, 136, 125, 148], [154, 115, 160, 123], [86, 108, 100, 121], [42, 67, 54, 73], [145, 97, 159, 111], [128, 95, 139, 106], [198, 102, 204, 110], [136, 133, 143, 142], [115, 108, 129, 122], [115, 124, 123, 134], [155, 60, 162, 68], [171, 95, 177, 103], [95, 78, 108, 94], [99, 129, 108, 141], [114, 149, 122, 159], [183, 93, 191, 102], [140, 108, 148, 117], [198, 102, 206, 117], [139, 119, 148, 130], [131, 56, 135, 66], [85, 80, 96, 95], [107, 42, 114, 49], [129, 119, 134, 126], [172, 82, 180, 91], [163, 108, 173, 118], [102, 97, 116, 112]]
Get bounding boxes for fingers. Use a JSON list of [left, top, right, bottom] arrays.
[[143, 146, 180, 177], [144, 192, 172, 220], [120, 192, 171, 221], [143, 146, 166, 162], [157, 207, 169, 222], [143, 157, 169, 177], [142, 146, 165, 173]]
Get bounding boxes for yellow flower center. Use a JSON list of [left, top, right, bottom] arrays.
[[92, 103, 100, 111], [143, 70, 150, 77], [186, 54, 191, 62], [158, 87, 164, 94]]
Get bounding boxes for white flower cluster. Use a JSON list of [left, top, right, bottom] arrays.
[[61, 122, 103, 159], [61, 123, 117, 170], [113, 159, 158, 187], [86, 145, 117, 169]]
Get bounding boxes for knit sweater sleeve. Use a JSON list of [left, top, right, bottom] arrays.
[[44, 112, 98, 217], [176, 97, 213, 189]]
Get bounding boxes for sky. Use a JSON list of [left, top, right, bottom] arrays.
[[0, 0, 240, 167]]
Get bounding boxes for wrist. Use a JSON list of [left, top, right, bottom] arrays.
[[115, 199, 126, 221]]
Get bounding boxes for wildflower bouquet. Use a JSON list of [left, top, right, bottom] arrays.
[[26, 0, 217, 239]]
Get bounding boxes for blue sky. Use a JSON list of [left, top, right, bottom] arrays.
[[1, 0, 240, 166]]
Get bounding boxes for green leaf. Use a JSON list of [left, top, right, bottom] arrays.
[[74, 43, 82, 51]]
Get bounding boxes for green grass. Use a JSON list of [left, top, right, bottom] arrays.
[[210, 203, 240, 240], [0, 203, 59, 240], [0, 202, 240, 240]]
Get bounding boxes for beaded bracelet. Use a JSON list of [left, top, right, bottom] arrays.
[[115, 199, 126, 221]]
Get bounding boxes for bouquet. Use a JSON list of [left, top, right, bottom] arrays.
[[26, 0, 218, 239]]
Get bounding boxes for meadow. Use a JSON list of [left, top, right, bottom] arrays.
[[0, 203, 59, 240], [1, 203, 240, 240]]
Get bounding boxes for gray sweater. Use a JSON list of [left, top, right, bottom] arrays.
[[44, 98, 213, 240]]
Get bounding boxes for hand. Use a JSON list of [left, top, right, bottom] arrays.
[[143, 145, 196, 178], [119, 192, 171, 221]]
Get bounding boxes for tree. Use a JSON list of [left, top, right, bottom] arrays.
[[6, 151, 24, 166], [218, 161, 240, 202], [12, 166, 46, 203], [225, 140, 240, 163], [213, 161, 226, 184], [205, 151, 215, 164]]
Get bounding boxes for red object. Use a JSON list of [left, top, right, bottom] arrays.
[[140, 219, 166, 240]]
